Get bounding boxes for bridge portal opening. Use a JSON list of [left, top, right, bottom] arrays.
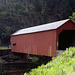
[[58, 30, 75, 50]]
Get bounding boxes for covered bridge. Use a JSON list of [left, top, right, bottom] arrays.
[[11, 19, 75, 57]]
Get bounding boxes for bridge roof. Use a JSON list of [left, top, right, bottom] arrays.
[[12, 19, 69, 36]]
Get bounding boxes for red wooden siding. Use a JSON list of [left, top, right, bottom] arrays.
[[56, 20, 75, 49], [11, 30, 56, 57]]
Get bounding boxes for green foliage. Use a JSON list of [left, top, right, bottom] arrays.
[[69, 12, 75, 23], [0, 0, 75, 45], [30, 56, 39, 63], [25, 47, 75, 75]]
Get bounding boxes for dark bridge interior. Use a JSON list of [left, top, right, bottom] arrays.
[[58, 30, 75, 50]]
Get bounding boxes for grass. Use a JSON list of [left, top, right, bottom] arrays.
[[24, 47, 75, 75]]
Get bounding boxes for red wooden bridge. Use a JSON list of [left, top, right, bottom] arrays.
[[11, 19, 75, 57]]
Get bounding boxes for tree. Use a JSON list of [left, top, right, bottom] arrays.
[[0, 0, 75, 45], [69, 12, 75, 23]]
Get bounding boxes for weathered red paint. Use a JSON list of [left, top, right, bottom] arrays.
[[11, 20, 75, 57], [56, 20, 75, 49], [11, 30, 56, 57]]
